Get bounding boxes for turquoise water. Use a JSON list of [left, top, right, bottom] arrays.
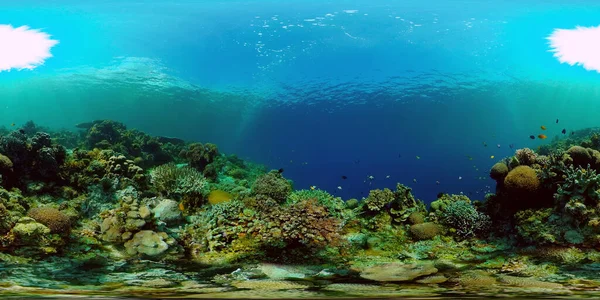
[[3, 1, 600, 298]]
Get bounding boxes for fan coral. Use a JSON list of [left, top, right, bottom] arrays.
[[27, 207, 71, 234], [252, 170, 293, 203], [504, 166, 540, 193]]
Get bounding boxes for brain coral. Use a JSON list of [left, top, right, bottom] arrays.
[[489, 162, 508, 181], [409, 222, 441, 240], [567, 146, 600, 168], [504, 166, 539, 193], [27, 207, 71, 234]]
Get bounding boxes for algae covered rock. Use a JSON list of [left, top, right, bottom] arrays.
[[124, 230, 173, 257], [359, 262, 438, 282], [11, 217, 51, 243], [152, 199, 182, 224]]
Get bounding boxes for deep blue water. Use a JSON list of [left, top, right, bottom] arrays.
[[3, 0, 600, 203]]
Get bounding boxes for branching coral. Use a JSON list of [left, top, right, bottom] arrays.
[[441, 200, 490, 239], [150, 163, 207, 197]]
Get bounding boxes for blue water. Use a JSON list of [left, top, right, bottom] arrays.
[[3, 0, 600, 203]]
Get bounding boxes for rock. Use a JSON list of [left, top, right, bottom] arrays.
[[124, 230, 169, 257], [152, 199, 182, 224], [139, 206, 151, 219], [359, 262, 438, 282]]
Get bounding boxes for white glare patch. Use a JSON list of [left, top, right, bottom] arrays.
[[343, 10, 358, 14], [0, 24, 58, 72], [547, 25, 600, 72]]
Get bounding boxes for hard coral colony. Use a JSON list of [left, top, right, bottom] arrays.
[[1, 120, 600, 296]]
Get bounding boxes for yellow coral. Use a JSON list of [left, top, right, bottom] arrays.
[[504, 166, 539, 193]]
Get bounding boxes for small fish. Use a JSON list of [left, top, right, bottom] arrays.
[[529, 135, 535, 140], [490, 155, 495, 159], [509, 144, 514, 149], [466, 155, 473, 160], [416, 156, 421, 159], [435, 180, 440, 185], [337, 186, 342, 190], [386, 175, 390, 179], [538, 134, 547, 139], [398, 153, 402, 158], [482, 142, 487, 147], [178, 202, 185, 212], [497, 144, 501, 148], [341, 175, 348, 180], [562, 129, 566, 134], [571, 131, 575, 135], [310, 186, 316, 190], [541, 125, 547, 130], [368, 175, 374, 180], [458, 176, 463, 180], [354, 159, 360, 164], [556, 118, 559, 123], [10, 123, 15, 126], [277, 168, 284, 173], [413, 178, 417, 183]]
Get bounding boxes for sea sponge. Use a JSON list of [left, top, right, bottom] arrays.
[[504, 166, 539, 193], [410, 222, 441, 240], [27, 207, 71, 234], [489, 162, 508, 181]]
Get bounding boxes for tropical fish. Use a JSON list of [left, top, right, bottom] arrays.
[[529, 135, 535, 139], [413, 178, 417, 183], [509, 144, 514, 149], [562, 129, 566, 134], [497, 144, 501, 148], [367, 175, 374, 180], [278, 168, 284, 173], [466, 155, 473, 160], [310, 186, 316, 190], [556, 118, 559, 123], [178, 202, 185, 211], [482, 142, 487, 147], [436, 181, 440, 185], [386, 175, 390, 179], [538, 134, 547, 139], [10, 123, 15, 126], [337, 186, 342, 190], [490, 155, 495, 159], [341, 175, 348, 180], [208, 190, 233, 205], [541, 125, 547, 130], [416, 156, 421, 159], [458, 176, 463, 180]]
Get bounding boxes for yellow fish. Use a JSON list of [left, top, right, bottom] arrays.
[[310, 186, 316, 190], [540, 125, 546, 130], [178, 202, 185, 211], [490, 155, 494, 159]]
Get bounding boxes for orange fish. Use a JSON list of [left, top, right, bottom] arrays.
[[538, 134, 547, 139], [540, 125, 546, 130], [178, 202, 185, 211]]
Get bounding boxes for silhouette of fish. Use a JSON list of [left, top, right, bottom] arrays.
[[562, 129, 566, 134], [556, 118, 559, 124], [277, 168, 284, 173], [529, 135, 535, 139], [341, 175, 348, 180]]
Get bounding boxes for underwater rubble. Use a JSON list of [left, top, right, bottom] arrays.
[[1, 120, 600, 298]]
